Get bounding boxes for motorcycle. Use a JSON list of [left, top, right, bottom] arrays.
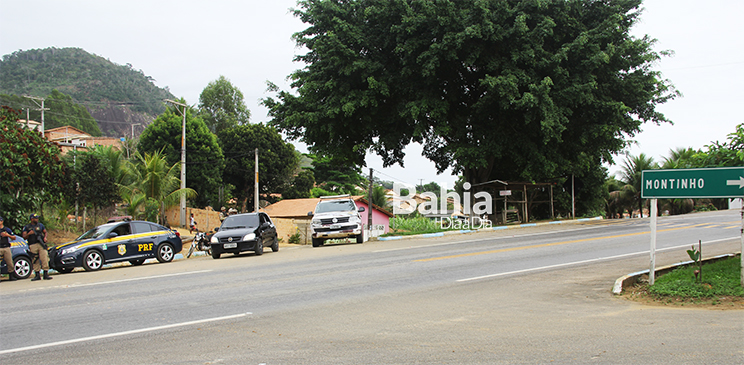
[[186, 230, 212, 258]]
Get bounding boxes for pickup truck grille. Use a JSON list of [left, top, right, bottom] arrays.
[[319, 217, 350, 225]]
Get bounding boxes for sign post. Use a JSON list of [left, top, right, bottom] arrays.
[[642, 167, 744, 287]]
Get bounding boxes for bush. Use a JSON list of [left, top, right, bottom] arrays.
[[389, 216, 443, 235], [288, 231, 301, 244]]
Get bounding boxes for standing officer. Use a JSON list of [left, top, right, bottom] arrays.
[[0, 216, 18, 282], [22, 213, 53, 281], [219, 207, 227, 223]]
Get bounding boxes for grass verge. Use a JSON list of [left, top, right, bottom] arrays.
[[622, 255, 744, 308]]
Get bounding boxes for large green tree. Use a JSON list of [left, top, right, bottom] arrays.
[[217, 124, 298, 211], [308, 154, 364, 194], [62, 149, 120, 222], [137, 102, 225, 207], [692, 123, 744, 167], [198, 76, 251, 135], [264, 0, 677, 190], [0, 106, 66, 229]]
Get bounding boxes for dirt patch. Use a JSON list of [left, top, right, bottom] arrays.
[[47, 230, 81, 246], [620, 283, 744, 310]]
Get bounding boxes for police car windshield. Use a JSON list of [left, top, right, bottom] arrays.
[[316, 199, 356, 213], [221, 214, 259, 230], [77, 223, 118, 240]]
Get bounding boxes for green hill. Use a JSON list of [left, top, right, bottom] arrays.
[[0, 47, 175, 137]]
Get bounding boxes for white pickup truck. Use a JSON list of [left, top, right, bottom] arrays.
[[308, 195, 365, 247]]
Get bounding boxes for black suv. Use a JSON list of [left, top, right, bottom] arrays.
[[210, 212, 278, 259]]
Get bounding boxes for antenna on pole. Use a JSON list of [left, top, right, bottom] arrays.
[[23, 95, 49, 134]]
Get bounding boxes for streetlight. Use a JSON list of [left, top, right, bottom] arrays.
[[164, 99, 188, 227]]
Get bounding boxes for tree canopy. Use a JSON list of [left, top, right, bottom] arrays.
[[264, 0, 678, 187], [198, 76, 251, 134], [217, 124, 298, 211], [0, 106, 66, 229]]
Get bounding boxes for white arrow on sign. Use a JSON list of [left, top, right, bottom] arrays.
[[726, 176, 744, 189]]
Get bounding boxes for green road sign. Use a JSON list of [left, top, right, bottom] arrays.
[[641, 167, 744, 198]]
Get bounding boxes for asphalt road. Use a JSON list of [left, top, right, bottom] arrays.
[[1, 210, 742, 364]]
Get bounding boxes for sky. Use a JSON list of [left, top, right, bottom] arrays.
[[1, 0, 742, 189]]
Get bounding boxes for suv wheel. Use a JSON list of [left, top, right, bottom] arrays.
[[312, 237, 324, 247], [356, 233, 364, 244]]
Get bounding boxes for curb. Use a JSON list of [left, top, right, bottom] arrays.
[[378, 216, 603, 241], [611, 252, 740, 295]]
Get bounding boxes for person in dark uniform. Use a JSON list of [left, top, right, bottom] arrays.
[[22, 213, 52, 281], [0, 216, 18, 282]]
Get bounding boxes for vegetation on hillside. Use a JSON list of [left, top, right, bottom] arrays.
[[0, 47, 175, 137]]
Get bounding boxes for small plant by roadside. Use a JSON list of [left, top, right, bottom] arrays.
[[288, 230, 301, 244]]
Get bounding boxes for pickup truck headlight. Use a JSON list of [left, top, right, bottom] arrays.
[[349, 216, 361, 223], [210, 236, 218, 244], [242, 233, 256, 241]]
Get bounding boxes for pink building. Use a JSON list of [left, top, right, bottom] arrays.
[[353, 197, 393, 235]]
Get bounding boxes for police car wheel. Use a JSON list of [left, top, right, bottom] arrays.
[[211, 251, 220, 259], [13, 256, 32, 279], [156, 243, 174, 263], [57, 267, 74, 274], [129, 259, 145, 266], [82, 250, 104, 271]]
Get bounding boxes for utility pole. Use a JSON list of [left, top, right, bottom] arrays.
[[254, 148, 259, 212], [23, 95, 49, 134], [164, 99, 188, 227], [368, 168, 373, 240], [571, 174, 576, 219]]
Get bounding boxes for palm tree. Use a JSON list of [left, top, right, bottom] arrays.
[[662, 147, 696, 169], [122, 149, 196, 224], [364, 185, 392, 212], [89, 145, 127, 186], [660, 147, 697, 215], [620, 153, 657, 218]]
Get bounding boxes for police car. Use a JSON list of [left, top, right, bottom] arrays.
[[49, 219, 183, 272], [0, 236, 33, 279]]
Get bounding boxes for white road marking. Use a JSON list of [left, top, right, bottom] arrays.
[[19, 270, 213, 292], [457, 237, 739, 282], [0, 312, 251, 355]]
